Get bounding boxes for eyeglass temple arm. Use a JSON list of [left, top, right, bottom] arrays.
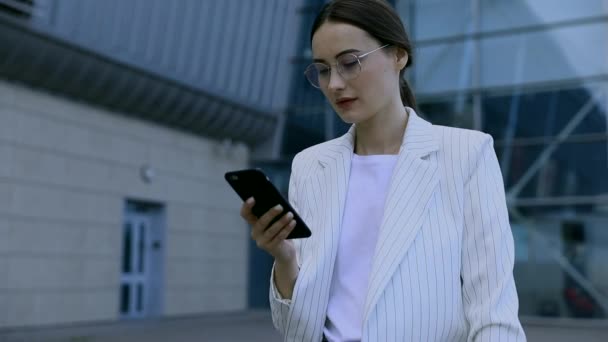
[[358, 44, 391, 58]]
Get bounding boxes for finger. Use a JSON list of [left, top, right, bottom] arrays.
[[251, 205, 283, 244], [262, 212, 294, 242], [253, 205, 283, 234], [268, 220, 296, 246], [240, 198, 257, 223], [255, 210, 291, 244]]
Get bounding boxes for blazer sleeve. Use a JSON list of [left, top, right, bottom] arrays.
[[269, 154, 303, 335], [461, 134, 527, 342]]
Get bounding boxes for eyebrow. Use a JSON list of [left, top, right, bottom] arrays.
[[313, 49, 360, 63]]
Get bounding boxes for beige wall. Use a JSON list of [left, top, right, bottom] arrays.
[[0, 80, 250, 328]]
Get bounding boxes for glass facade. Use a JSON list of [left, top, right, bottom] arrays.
[[283, 0, 329, 157]]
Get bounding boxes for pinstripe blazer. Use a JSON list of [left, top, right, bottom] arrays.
[[270, 108, 526, 342]]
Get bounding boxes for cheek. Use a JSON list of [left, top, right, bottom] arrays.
[[356, 68, 392, 103]]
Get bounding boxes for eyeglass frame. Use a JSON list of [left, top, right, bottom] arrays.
[[304, 44, 391, 89]]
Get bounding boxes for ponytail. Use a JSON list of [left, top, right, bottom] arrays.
[[399, 76, 417, 110]]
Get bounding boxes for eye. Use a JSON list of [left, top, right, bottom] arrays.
[[339, 55, 359, 70], [316, 64, 330, 76]]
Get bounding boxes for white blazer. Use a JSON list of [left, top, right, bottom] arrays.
[[269, 108, 526, 342]]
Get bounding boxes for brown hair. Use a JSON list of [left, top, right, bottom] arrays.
[[310, 0, 416, 109]]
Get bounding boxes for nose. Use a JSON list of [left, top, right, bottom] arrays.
[[327, 67, 346, 91]]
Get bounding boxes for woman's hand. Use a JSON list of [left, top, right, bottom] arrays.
[[240, 197, 297, 264]]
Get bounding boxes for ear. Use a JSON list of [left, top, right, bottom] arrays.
[[395, 47, 408, 71]]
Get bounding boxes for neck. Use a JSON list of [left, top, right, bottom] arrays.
[[354, 103, 409, 155]]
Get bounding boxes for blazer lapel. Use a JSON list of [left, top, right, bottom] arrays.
[[316, 127, 355, 269], [363, 108, 440, 322]]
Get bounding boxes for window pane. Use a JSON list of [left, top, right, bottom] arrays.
[[513, 213, 608, 318], [419, 94, 475, 129], [122, 223, 132, 274], [283, 110, 326, 156], [481, 0, 606, 32], [139, 223, 146, 273], [120, 284, 130, 314], [481, 22, 608, 88], [415, 40, 472, 94], [282, 1, 328, 157], [410, 0, 472, 40], [503, 141, 608, 199], [482, 87, 605, 141], [137, 283, 144, 312]]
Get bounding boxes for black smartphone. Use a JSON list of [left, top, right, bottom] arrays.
[[225, 168, 312, 239]]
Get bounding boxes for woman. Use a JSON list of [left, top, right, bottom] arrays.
[[240, 0, 526, 341]]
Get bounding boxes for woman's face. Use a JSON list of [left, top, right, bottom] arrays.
[[311, 21, 405, 124]]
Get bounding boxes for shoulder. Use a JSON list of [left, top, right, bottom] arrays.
[[291, 136, 347, 176], [432, 124, 492, 151], [431, 124, 497, 180]]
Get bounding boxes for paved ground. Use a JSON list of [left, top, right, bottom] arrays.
[[0, 311, 281, 342], [1, 310, 607, 341]]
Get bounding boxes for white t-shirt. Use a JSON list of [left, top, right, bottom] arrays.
[[323, 153, 399, 342]]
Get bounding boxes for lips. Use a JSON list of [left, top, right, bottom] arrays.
[[336, 97, 357, 108]]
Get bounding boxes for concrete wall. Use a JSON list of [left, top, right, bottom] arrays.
[[0, 79, 250, 328]]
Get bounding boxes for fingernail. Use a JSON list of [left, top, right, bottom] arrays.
[[275, 205, 283, 211], [246, 198, 254, 204], [287, 212, 294, 219]]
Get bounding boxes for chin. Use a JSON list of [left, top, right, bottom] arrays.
[[336, 109, 367, 125], [335, 112, 356, 125]]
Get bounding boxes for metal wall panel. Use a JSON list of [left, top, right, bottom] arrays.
[[20, 0, 305, 112]]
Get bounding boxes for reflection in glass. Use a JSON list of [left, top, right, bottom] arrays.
[[514, 215, 607, 319], [482, 88, 604, 141], [411, 0, 472, 40], [419, 94, 474, 128], [480, 0, 605, 33]]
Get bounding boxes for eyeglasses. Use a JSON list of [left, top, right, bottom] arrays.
[[304, 44, 390, 89]]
